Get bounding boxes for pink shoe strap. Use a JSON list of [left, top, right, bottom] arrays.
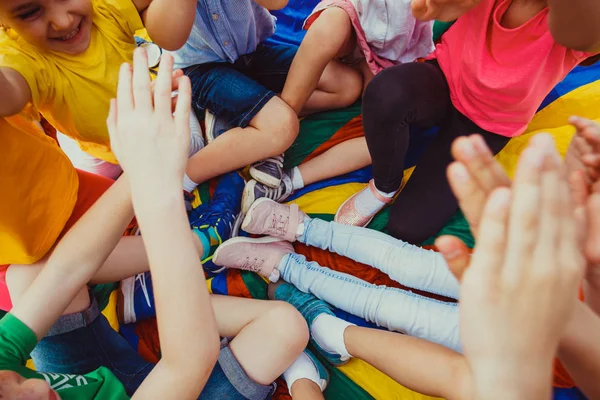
[[368, 180, 394, 204], [284, 203, 300, 242]]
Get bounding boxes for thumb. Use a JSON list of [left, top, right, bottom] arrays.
[[435, 235, 471, 282]]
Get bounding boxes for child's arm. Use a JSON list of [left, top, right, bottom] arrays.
[[411, 0, 482, 22], [132, 0, 197, 51], [252, 0, 289, 11], [547, 0, 600, 52], [109, 50, 220, 399], [0, 67, 32, 117], [10, 176, 134, 340]]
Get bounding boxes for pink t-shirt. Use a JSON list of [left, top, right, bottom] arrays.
[[432, 0, 593, 137]]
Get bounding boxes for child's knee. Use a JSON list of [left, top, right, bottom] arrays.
[[266, 301, 310, 349], [253, 99, 299, 153], [308, 8, 353, 56]]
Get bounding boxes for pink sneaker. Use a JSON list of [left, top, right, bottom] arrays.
[[212, 237, 293, 282], [242, 198, 306, 242], [334, 180, 392, 227]]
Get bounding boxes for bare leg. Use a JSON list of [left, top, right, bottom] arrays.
[[186, 97, 299, 184], [291, 379, 326, 400], [344, 326, 472, 400], [210, 295, 309, 386], [282, 7, 361, 115], [298, 137, 371, 185]]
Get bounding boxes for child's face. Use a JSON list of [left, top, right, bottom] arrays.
[[0, 0, 93, 54], [0, 371, 60, 400]]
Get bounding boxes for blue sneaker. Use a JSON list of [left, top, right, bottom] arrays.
[[118, 272, 155, 325], [272, 282, 350, 366], [190, 172, 245, 274], [205, 109, 235, 143], [284, 349, 330, 393]]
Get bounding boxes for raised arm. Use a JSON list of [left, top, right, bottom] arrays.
[[108, 49, 219, 399], [547, 0, 600, 52], [0, 67, 31, 117], [10, 176, 134, 340], [133, 0, 197, 51], [411, 0, 481, 22]]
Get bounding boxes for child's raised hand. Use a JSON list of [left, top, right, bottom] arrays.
[[458, 135, 585, 397], [107, 48, 191, 195], [566, 117, 600, 183], [411, 0, 481, 22]]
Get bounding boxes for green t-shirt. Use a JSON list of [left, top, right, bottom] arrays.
[[0, 313, 129, 399]]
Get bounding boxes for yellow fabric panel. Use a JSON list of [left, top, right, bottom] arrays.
[[101, 290, 120, 332], [26, 359, 35, 370], [206, 277, 214, 294], [338, 359, 442, 400], [496, 81, 600, 178]]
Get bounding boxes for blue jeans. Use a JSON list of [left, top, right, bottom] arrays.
[[183, 41, 297, 128], [32, 295, 274, 399], [278, 217, 462, 352]]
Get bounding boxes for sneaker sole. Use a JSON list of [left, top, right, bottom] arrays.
[[213, 236, 286, 266], [334, 195, 375, 227], [205, 110, 218, 144], [249, 165, 281, 189], [242, 180, 259, 215], [117, 276, 136, 325], [241, 197, 273, 234]]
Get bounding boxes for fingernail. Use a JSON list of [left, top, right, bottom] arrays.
[[461, 141, 476, 160], [450, 163, 470, 182], [442, 249, 462, 260], [471, 135, 487, 153]]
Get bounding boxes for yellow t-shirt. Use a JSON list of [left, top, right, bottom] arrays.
[[0, 0, 144, 163], [0, 115, 78, 265]]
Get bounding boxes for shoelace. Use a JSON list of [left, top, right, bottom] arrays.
[[264, 154, 284, 168], [268, 212, 290, 237], [240, 256, 266, 273], [190, 191, 238, 227], [136, 273, 152, 308]]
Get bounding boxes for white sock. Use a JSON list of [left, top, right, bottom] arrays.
[[188, 112, 204, 158], [311, 314, 353, 359], [283, 352, 324, 395], [354, 184, 396, 216], [290, 167, 305, 190], [183, 173, 198, 193]]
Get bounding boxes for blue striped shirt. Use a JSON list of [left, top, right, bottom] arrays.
[[171, 0, 276, 69]]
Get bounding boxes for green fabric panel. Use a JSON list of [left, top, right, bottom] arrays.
[[421, 209, 474, 248], [432, 20, 455, 42], [240, 270, 268, 299], [306, 213, 334, 222], [91, 283, 119, 311], [285, 103, 362, 169], [198, 181, 211, 204]]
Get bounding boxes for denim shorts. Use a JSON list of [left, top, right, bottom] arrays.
[[31, 294, 275, 400], [183, 41, 298, 128]]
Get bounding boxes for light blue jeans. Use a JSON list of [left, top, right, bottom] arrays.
[[278, 217, 462, 352]]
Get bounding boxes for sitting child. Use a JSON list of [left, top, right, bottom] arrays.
[[241, 0, 435, 211], [335, 0, 600, 243], [173, 0, 360, 196]]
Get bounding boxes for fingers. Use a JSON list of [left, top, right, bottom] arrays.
[[468, 187, 511, 284], [585, 184, 600, 264], [174, 75, 192, 137], [116, 63, 133, 113], [558, 164, 585, 285], [154, 53, 176, 117], [447, 162, 487, 237], [435, 235, 471, 282], [132, 48, 153, 111], [501, 137, 547, 283], [106, 98, 117, 143]]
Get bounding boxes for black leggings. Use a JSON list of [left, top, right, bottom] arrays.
[[362, 61, 510, 244]]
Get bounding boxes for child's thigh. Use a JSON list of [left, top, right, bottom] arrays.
[[237, 42, 299, 93], [184, 64, 276, 128]]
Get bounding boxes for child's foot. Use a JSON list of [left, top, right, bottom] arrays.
[[242, 198, 306, 242], [283, 350, 330, 394], [212, 237, 293, 282], [242, 170, 294, 214], [250, 154, 284, 188], [190, 172, 244, 274], [270, 282, 353, 366], [118, 272, 155, 325], [334, 179, 394, 227], [205, 109, 235, 143]]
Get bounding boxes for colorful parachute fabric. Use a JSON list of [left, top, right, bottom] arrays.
[[113, 8, 599, 399]]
